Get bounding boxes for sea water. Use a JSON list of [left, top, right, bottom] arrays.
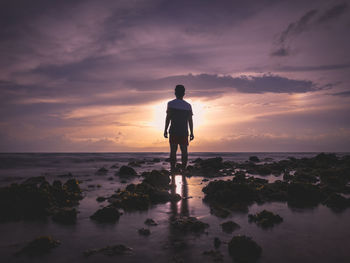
[[0, 152, 349, 263]]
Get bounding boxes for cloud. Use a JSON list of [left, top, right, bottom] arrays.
[[317, 2, 348, 23], [127, 73, 318, 95], [272, 2, 349, 56], [329, 90, 350, 97], [272, 9, 318, 56], [247, 63, 350, 72]]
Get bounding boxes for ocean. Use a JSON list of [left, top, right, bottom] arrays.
[[0, 152, 349, 263]]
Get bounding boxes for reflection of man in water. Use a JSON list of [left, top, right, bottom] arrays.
[[164, 85, 194, 172]]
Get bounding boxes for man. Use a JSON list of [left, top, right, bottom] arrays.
[[164, 84, 194, 172]]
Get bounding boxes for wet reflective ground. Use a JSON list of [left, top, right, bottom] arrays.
[[0, 153, 350, 262]]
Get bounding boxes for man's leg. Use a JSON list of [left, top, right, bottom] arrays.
[[170, 144, 178, 171], [179, 144, 188, 169]]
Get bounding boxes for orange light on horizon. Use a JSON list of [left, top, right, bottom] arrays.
[[149, 99, 207, 132]]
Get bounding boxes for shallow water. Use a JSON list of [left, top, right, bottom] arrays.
[[0, 152, 350, 263]]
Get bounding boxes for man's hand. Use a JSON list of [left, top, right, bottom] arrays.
[[190, 133, 194, 141], [164, 131, 168, 138]]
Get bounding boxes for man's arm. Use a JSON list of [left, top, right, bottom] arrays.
[[189, 115, 194, 140], [164, 113, 170, 138]]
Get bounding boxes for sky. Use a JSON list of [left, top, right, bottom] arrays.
[[0, 0, 349, 152]]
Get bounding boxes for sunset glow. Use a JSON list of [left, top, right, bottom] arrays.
[[0, 0, 349, 152]]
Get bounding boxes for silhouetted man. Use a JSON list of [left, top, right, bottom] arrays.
[[164, 85, 194, 172]]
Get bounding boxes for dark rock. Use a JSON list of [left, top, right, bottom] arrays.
[[90, 206, 121, 223], [220, 220, 240, 233], [128, 160, 144, 167], [57, 172, 73, 178], [142, 170, 170, 188], [202, 178, 209, 182], [287, 182, 324, 208], [52, 207, 77, 224], [15, 236, 60, 256], [152, 158, 161, 162], [96, 196, 107, 202], [96, 167, 108, 175], [64, 179, 81, 194], [108, 174, 181, 211], [228, 235, 262, 263], [116, 166, 137, 177], [214, 237, 221, 248], [84, 244, 132, 257], [249, 156, 260, 162], [202, 249, 224, 261], [0, 178, 82, 222], [323, 193, 350, 211], [248, 210, 283, 228], [210, 206, 231, 218], [110, 164, 119, 169], [138, 228, 151, 236], [171, 216, 209, 233], [22, 176, 46, 186], [108, 177, 114, 181], [144, 218, 158, 226]]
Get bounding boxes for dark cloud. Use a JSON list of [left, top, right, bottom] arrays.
[[330, 90, 350, 97], [248, 63, 350, 72], [272, 9, 318, 56], [272, 2, 349, 56], [278, 9, 318, 45], [127, 73, 318, 95], [317, 2, 348, 23], [270, 47, 289, 57]]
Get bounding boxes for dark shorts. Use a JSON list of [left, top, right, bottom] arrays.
[[169, 135, 188, 146]]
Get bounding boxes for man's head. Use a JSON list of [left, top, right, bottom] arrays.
[[175, 84, 185, 99]]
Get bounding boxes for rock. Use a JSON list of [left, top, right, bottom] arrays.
[[84, 244, 132, 257], [210, 206, 231, 218], [152, 158, 161, 162], [202, 178, 209, 182], [96, 196, 107, 202], [57, 172, 73, 178], [128, 160, 144, 167], [116, 166, 137, 177], [214, 237, 221, 248], [96, 167, 108, 175], [108, 177, 114, 181], [248, 210, 283, 228], [138, 228, 151, 236], [323, 193, 350, 211], [228, 235, 262, 263], [144, 218, 158, 226], [110, 164, 119, 169], [90, 206, 121, 223], [0, 178, 83, 222], [142, 170, 170, 187], [249, 156, 260, 162], [287, 182, 324, 208], [108, 175, 181, 211], [64, 179, 81, 194], [52, 207, 77, 224], [22, 176, 46, 186], [220, 220, 240, 233], [202, 249, 224, 261], [171, 216, 209, 233], [15, 236, 60, 256]]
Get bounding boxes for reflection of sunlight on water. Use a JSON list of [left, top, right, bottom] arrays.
[[174, 175, 183, 195]]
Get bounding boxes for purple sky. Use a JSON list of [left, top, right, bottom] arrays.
[[0, 0, 349, 152]]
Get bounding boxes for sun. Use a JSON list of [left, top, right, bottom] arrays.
[[149, 99, 207, 131]]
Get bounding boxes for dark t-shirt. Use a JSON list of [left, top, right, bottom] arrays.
[[166, 99, 193, 136]]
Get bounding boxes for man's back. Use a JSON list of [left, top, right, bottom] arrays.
[[167, 99, 193, 136]]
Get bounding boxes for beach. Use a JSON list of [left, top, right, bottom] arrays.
[[0, 152, 350, 263]]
